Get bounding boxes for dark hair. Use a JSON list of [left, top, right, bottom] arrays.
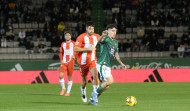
[[64, 31, 71, 36], [86, 21, 95, 27], [106, 24, 117, 30]]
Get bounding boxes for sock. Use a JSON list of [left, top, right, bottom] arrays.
[[59, 79, 65, 89], [81, 86, 86, 95], [97, 85, 104, 93], [66, 81, 72, 94], [93, 85, 99, 94]]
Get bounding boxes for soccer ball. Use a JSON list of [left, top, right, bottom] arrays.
[[126, 96, 137, 106]]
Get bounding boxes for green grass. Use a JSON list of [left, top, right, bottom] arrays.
[[0, 83, 190, 111]]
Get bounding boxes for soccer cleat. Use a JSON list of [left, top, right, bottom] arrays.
[[88, 97, 98, 106], [81, 94, 87, 103], [60, 89, 66, 96], [65, 93, 70, 96], [81, 87, 87, 102], [92, 91, 98, 103]]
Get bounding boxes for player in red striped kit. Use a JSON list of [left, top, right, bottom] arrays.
[[59, 32, 76, 96]]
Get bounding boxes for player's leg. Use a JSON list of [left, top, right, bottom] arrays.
[[97, 76, 114, 95], [81, 75, 88, 102], [96, 64, 113, 97], [88, 62, 99, 105], [65, 60, 74, 96], [90, 67, 99, 93], [59, 65, 67, 96], [79, 64, 88, 102]]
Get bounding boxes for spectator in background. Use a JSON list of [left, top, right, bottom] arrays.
[[141, 33, 149, 48], [125, 39, 131, 52], [44, 28, 52, 41], [131, 63, 139, 69], [181, 33, 189, 45], [71, 33, 77, 41], [156, 39, 164, 51], [137, 26, 145, 38], [36, 12, 45, 23], [25, 29, 34, 42], [151, 14, 159, 26], [18, 29, 26, 47], [131, 39, 140, 52], [1, 35, 7, 47], [119, 40, 124, 52], [6, 29, 15, 41], [184, 44, 190, 57], [25, 40, 34, 54], [0, 24, 5, 36], [177, 44, 185, 58], [38, 40, 46, 54], [157, 26, 165, 39], [57, 22, 65, 32], [149, 33, 157, 51], [38, 29, 46, 41], [58, 35, 65, 46], [51, 35, 58, 47], [164, 38, 170, 51], [18, 29, 26, 40], [24, 10, 32, 23], [169, 32, 177, 44]]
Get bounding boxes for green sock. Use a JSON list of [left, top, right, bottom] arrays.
[[97, 85, 104, 93]]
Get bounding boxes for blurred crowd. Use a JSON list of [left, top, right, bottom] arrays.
[[0, 0, 92, 52], [103, 0, 190, 57], [0, 0, 190, 57]]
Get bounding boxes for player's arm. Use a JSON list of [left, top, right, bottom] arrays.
[[74, 47, 96, 52], [59, 44, 64, 65], [74, 35, 96, 52], [97, 30, 108, 44], [71, 41, 77, 59], [115, 52, 126, 69]]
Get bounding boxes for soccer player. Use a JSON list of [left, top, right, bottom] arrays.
[[59, 32, 76, 96], [88, 24, 126, 105], [74, 21, 105, 103]]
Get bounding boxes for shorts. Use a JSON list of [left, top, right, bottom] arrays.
[[59, 59, 75, 76], [96, 63, 112, 81], [79, 60, 96, 77]]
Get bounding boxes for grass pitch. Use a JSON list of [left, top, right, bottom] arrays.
[[0, 82, 190, 111]]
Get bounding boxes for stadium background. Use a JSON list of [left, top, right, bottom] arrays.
[[0, 0, 190, 111]]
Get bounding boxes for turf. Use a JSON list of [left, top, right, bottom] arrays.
[[0, 82, 190, 111]]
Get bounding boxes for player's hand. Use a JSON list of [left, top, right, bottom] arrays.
[[121, 63, 127, 69], [87, 47, 96, 51], [102, 30, 108, 36], [71, 56, 75, 59], [61, 61, 64, 65]]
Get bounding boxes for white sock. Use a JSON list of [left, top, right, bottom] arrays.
[[81, 86, 86, 95], [93, 85, 99, 94], [60, 79, 65, 89], [66, 81, 72, 94]]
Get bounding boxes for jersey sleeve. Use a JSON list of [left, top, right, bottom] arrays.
[[59, 43, 64, 62], [75, 35, 84, 48]]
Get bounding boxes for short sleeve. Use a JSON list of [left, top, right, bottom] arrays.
[[75, 35, 84, 47]]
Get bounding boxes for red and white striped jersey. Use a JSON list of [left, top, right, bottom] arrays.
[[59, 40, 76, 63], [75, 33, 100, 65]]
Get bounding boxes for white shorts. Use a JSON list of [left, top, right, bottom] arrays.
[[96, 63, 112, 81]]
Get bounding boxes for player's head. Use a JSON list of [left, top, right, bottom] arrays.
[[106, 24, 117, 39], [86, 21, 94, 36], [64, 31, 71, 41]]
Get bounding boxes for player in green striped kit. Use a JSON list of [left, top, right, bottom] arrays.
[[88, 24, 126, 105]]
